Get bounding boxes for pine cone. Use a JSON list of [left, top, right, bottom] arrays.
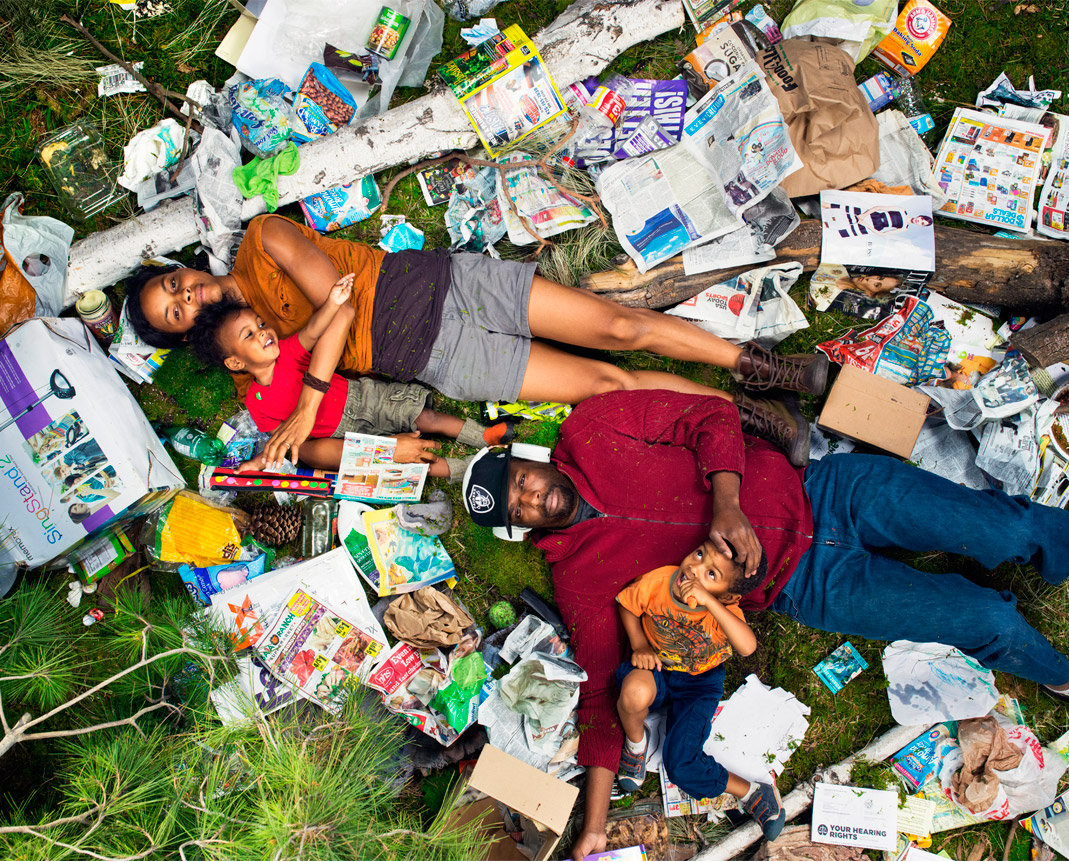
[[244, 502, 303, 547]]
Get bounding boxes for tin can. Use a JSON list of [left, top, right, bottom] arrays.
[[367, 7, 411, 61], [583, 86, 626, 127], [75, 289, 119, 342]]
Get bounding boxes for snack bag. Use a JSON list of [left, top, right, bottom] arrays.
[[299, 175, 381, 232], [228, 78, 293, 157], [151, 491, 246, 567], [872, 0, 951, 77], [292, 63, 358, 140]]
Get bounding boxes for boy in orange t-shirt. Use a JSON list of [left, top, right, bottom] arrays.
[[614, 538, 784, 840]]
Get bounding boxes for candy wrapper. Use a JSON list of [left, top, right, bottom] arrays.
[[228, 78, 293, 158], [323, 44, 381, 86], [379, 220, 425, 251], [300, 175, 380, 232], [292, 63, 358, 140]]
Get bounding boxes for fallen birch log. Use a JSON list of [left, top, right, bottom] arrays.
[[65, 0, 685, 297], [695, 723, 925, 861], [582, 220, 1069, 314]]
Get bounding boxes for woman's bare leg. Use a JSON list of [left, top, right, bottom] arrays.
[[517, 342, 733, 404], [527, 276, 745, 371]]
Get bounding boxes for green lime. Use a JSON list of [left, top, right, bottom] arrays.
[[488, 600, 516, 630]]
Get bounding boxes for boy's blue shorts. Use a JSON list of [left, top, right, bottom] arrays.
[[614, 659, 726, 712]]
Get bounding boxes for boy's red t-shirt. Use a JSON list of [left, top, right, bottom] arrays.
[[244, 335, 347, 436], [617, 565, 745, 675]]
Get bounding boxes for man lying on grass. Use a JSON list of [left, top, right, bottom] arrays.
[[462, 388, 1069, 859]]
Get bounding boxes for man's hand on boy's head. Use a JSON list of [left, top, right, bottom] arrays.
[[328, 273, 355, 306], [708, 504, 761, 578], [631, 644, 662, 672]]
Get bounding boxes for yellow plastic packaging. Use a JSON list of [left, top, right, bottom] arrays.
[[872, 0, 951, 77], [152, 492, 245, 567]]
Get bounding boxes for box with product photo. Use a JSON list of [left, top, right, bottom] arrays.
[[817, 364, 930, 458], [0, 318, 184, 570], [445, 744, 579, 860]]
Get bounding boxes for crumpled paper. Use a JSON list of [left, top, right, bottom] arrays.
[[383, 585, 474, 650], [118, 118, 184, 191]]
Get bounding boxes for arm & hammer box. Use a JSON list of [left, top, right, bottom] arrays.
[[446, 745, 579, 860], [817, 364, 930, 458], [0, 318, 184, 571]]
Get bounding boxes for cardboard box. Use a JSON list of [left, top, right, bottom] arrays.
[[0, 318, 184, 569], [448, 745, 578, 860], [817, 364, 930, 458]]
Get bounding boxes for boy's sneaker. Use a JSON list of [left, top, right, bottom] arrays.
[[743, 782, 785, 840], [616, 736, 648, 793]]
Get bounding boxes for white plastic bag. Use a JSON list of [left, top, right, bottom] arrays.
[[1, 192, 73, 318], [882, 640, 999, 725]]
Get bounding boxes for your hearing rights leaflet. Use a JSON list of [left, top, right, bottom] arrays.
[[811, 782, 899, 852]]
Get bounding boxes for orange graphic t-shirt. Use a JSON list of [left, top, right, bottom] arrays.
[[617, 566, 745, 675]]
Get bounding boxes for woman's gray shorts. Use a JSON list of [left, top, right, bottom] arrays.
[[330, 378, 430, 437], [416, 253, 537, 402]]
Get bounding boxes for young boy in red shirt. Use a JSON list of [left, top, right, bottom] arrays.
[[615, 537, 785, 840], [189, 273, 510, 476]]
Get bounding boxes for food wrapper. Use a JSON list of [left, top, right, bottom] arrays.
[[292, 63, 357, 140], [483, 400, 571, 421], [323, 44, 381, 85], [228, 78, 293, 158], [150, 491, 246, 567], [300, 175, 380, 232], [872, 0, 951, 77]]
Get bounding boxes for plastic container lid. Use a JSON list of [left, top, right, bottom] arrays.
[[36, 122, 126, 221]]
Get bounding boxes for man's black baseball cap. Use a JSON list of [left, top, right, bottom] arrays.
[[461, 447, 513, 536]]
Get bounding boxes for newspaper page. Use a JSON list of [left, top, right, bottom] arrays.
[[210, 653, 302, 725], [256, 588, 387, 714], [109, 299, 171, 384], [597, 144, 743, 273], [934, 108, 1047, 233], [438, 25, 567, 157], [497, 152, 597, 244], [1038, 117, 1069, 239], [682, 186, 798, 276], [812, 191, 936, 319], [334, 433, 427, 503], [681, 63, 802, 217]]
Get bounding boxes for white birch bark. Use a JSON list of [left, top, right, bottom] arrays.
[[65, 0, 685, 298]]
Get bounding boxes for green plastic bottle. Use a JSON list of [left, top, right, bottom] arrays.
[[154, 424, 227, 466]]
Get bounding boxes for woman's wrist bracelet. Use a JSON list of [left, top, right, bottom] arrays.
[[301, 372, 332, 393]]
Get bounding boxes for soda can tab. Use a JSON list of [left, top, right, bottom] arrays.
[[367, 7, 411, 61]]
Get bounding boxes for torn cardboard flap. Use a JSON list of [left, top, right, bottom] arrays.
[[817, 364, 929, 458], [467, 745, 579, 838]]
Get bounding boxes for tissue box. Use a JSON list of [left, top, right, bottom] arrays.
[[0, 318, 184, 568]]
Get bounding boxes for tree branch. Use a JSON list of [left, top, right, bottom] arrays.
[[16, 700, 175, 747], [0, 804, 102, 835]]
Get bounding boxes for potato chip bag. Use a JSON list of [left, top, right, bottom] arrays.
[[872, 0, 951, 77]]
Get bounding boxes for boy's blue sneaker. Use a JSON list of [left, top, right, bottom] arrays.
[[616, 736, 648, 793], [743, 782, 785, 840]]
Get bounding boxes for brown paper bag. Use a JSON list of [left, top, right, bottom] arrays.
[[384, 585, 474, 649], [760, 39, 880, 198]]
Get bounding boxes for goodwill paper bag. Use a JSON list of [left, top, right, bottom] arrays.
[[760, 39, 880, 198]]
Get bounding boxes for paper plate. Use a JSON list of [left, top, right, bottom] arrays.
[[1049, 384, 1069, 461]]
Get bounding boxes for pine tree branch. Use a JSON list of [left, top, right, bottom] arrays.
[[0, 804, 102, 834], [15, 700, 175, 746]]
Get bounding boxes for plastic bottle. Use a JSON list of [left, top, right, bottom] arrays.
[[891, 76, 935, 141], [154, 424, 228, 466]]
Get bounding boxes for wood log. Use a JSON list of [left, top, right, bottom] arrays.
[[64, 0, 686, 299], [581, 220, 1069, 314], [1010, 312, 1069, 367]]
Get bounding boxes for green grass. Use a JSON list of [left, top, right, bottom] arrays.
[[4, 0, 1069, 858]]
